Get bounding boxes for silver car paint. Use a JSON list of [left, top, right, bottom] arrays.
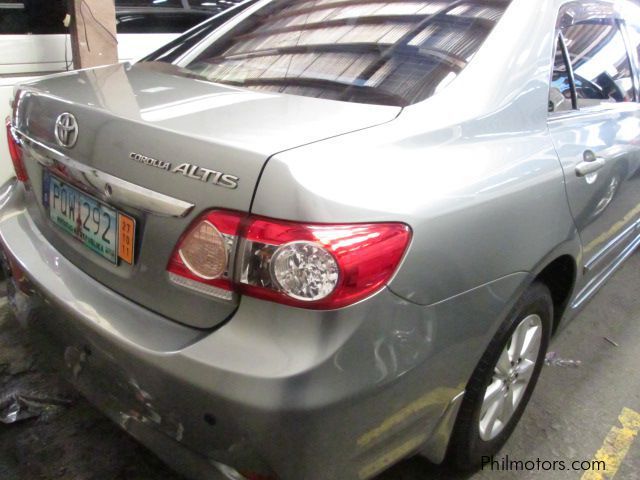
[[2, 0, 640, 479], [252, 0, 582, 307], [0, 178, 532, 480]]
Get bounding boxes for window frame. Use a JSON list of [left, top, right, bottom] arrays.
[[619, 18, 640, 103], [550, 31, 578, 113], [548, 2, 640, 120]]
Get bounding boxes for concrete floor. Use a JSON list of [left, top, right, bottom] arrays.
[[1, 253, 640, 480]]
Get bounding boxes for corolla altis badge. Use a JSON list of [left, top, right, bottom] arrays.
[[129, 152, 239, 189], [54, 113, 79, 148]]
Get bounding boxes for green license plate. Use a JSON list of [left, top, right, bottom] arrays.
[[45, 174, 135, 264]]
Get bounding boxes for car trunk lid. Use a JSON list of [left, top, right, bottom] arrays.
[[11, 63, 399, 328]]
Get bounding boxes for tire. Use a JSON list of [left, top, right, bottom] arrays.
[[446, 281, 553, 471]]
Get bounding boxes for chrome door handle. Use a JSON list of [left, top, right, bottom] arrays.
[[575, 158, 605, 176], [575, 150, 606, 177]]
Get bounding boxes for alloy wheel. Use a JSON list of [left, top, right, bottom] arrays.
[[478, 314, 543, 441]]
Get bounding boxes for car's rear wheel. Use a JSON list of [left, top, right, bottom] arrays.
[[447, 281, 553, 470]]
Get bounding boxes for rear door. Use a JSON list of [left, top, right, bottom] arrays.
[[548, 1, 640, 301]]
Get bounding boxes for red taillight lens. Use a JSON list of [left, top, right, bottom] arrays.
[[167, 211, 411, 310], [239, 218, 411, 309], [5, 119, 27, 182], [241, 473, 277, 480]]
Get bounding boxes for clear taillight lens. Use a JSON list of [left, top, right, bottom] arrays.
[[5, 118, 27, 182], [270, 242, 339, 301], [167, 211, 241, 301], [179, 221, 228, 280], [167, 210, 411, 310]]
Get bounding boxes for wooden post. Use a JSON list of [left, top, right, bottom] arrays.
[[69, 0, 118, 69]]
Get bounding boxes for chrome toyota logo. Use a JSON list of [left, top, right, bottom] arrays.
[[54, 113, 79, 148]]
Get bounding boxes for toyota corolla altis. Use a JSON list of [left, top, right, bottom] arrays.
[[3, 0, 640, 479]]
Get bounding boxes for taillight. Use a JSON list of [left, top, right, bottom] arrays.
[[5, 118, 27, 182], [167, 210, 411, 310], [241, 473, 277, 480], [167, 210, 241, 301]]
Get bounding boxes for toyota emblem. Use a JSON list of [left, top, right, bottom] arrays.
[[54, 113, 79, 148]]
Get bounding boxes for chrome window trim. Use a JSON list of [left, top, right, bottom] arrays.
[[618, 19, 640, 102], [547, 101, 640, 123], [548, 2, 640, 119]]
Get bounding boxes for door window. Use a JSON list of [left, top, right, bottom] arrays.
[[114, 0, 247, 34], [116, 11, 211, 34], [623, 21, 640, 101], [562, 20, 635, 107], [549, 35, 575, 113]]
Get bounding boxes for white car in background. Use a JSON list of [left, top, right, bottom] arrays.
[[0, 0, 247, 181]]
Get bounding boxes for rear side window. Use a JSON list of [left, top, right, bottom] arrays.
[[115, 1, 249, 34], [164, 0, 513, 107], [116, 12, 211, 34], [624, 20, 640, 92], [550, 12, 636, 113], [0, 0, 66, 34], [116, 0, 184, 6], [563, 20, 634, 107], [141, 1, 254, 62], [188, 0, 247, 13]]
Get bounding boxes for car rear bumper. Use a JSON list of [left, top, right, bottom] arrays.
[[0, 180, 531, 480]]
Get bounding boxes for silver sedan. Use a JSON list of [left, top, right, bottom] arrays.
[[2, 0, 640, 479]]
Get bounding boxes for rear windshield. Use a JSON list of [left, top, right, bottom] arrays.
[[145, 0, 512, 107]]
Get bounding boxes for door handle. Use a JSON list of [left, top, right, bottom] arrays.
[[575, 150, 606, 177]]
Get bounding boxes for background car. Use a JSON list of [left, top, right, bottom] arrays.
[[0, 0, 249, 182]]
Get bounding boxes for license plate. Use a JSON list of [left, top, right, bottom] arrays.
[[44, 173, 136, 265]]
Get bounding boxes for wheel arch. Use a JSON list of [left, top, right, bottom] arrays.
[[534, 255, 577, 334], [525, 225, 581, 336]]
